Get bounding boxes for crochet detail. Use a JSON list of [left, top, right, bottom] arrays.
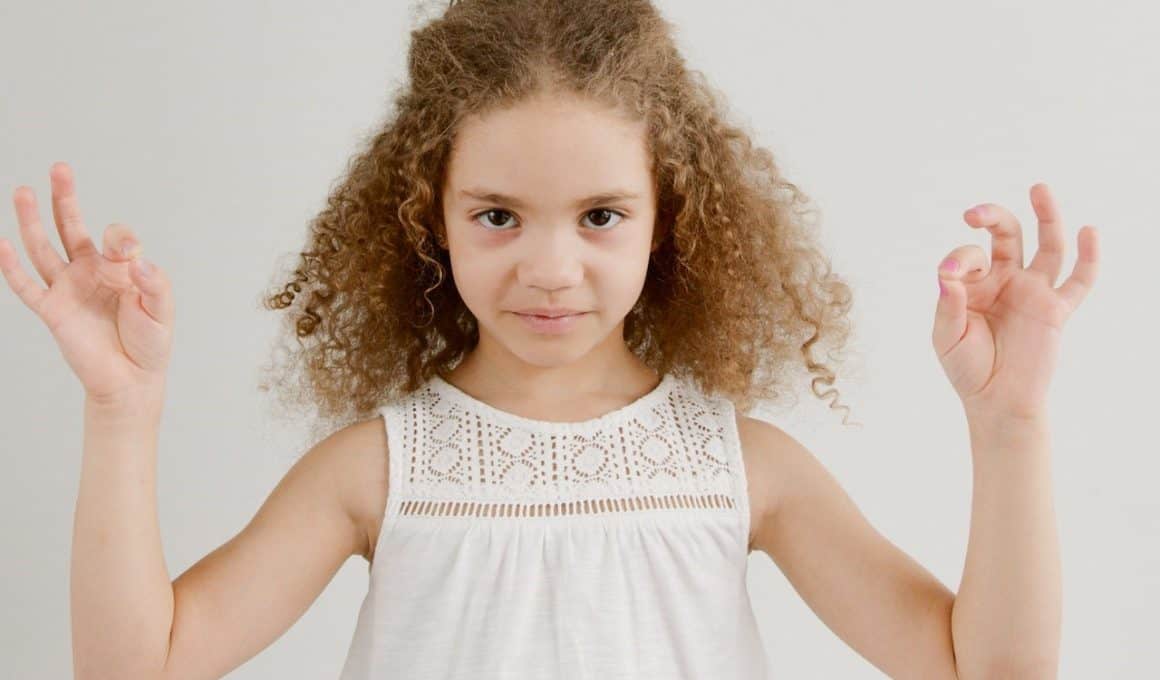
[[384, 372, 749, 517], [398, 493, 736, 519]]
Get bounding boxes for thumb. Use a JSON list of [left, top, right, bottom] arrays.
[[932, 270, 967, 356], [126, 255, 175, 328]]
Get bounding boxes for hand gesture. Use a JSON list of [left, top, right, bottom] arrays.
[[0, 162, 175, 406], [932, 182, 1100, 421]]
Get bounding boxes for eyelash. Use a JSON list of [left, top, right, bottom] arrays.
[[470, 208, 626, 232]]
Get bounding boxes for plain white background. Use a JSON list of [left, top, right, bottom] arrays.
[[1, 0, 1155, 677]]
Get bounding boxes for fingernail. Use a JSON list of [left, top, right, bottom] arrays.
[[940, 258, 959, 272], [120, 240, 141, 258], [135, 257, 153, 277], [970, 205, 988, 219]]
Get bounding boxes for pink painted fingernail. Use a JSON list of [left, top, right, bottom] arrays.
[[940, 258, 959, 272], [971, 205, 988, 219]]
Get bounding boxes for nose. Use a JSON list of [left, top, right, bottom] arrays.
[[516, 229, 584, 292]]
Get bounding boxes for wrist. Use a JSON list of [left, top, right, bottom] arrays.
[[965, 411, 1051, 451], [85, 385, 166, 422], [963, 402, 1049, 428]]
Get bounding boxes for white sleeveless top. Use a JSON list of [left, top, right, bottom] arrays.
[[337, 371, 771, 679]]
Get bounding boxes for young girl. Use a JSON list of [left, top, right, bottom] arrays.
[[0, 0, 1099, 678]]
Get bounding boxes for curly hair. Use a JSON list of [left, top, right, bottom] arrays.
[[257, 0, 860, 447]]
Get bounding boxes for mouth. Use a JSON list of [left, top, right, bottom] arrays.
[[512, 309, 588, 318], [511, 310, 589, 333]]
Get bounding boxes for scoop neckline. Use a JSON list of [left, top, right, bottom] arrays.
[[428, 371, 675, 432]]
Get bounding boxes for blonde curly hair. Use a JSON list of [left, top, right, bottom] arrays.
[[257, 0, 860, 446]]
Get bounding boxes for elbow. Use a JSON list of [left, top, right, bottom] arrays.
[[72, 630, 171, 680], [956, 654, 1058, 680], [999, 655, 1059, 680]]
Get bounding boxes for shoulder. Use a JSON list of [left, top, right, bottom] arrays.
[[735, 411, 857, 559], [733, 411, 799, 554], [316, 412, 391, 563]]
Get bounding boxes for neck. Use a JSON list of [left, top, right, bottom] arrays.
[[444, 343, 658, 408]]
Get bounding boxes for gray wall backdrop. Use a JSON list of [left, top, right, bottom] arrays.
[[2, 0, 1155, 677]]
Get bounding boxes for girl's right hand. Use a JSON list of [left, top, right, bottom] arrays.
[[0, 162, 175, 407]]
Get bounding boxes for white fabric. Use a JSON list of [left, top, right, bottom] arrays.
[[338, 371, 771, 679]]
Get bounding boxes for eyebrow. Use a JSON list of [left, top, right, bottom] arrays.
[[458, 188, 643, 210]]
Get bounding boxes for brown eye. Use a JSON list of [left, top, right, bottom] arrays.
[[472, 207, 625, 231], [582, 209, 624, 230], [474, 209, 517, 230]]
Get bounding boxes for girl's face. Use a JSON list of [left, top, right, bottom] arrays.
[[441, 92, 658, 369]]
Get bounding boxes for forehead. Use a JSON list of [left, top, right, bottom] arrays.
[[445, 95, 652, 200]]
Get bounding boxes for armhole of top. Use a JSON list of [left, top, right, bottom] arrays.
[[369, 401, 406, 572], [718, 397, 752, 553]]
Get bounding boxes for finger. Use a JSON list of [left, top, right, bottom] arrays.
[[933, 245, 986, 357], [938, 245, 989, 284], [1056, 226, 1099, 315], [12, 185, 68, 286], [933, 264, 970, 357], [0, 237, 49, 316], [1026, 183, 1066, 285], [127, 255, 174, 328], [963, 201, 1024, 272], [101, 223, 143, 262], [49, 162, 99, 262]]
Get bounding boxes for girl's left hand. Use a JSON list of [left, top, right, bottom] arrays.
[[932, 183, 1100, 421]]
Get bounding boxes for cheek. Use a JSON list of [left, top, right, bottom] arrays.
[[598, 258, 650, 302], [448, 252, 502, 305]]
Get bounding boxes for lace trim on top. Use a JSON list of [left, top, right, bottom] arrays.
[[396, 493, 737, 519], [385, 372, 747, 516]]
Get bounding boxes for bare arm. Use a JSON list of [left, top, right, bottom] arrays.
[[71, 394, 173, 679], [157, 414, 385, 679], [741, 415, 960, 680], [5, 163, 383, 679], [1, 163, 181, 677], [72, 397, 385, 679], [951, 417, 1059, 679]]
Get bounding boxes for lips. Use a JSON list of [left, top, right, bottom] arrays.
[[513, 309, 585, 318], [513, 309, 587, 334]]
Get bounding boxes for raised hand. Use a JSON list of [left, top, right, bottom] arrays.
[[932, 182, 1100, 421], [0, 162, 175, 406]]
